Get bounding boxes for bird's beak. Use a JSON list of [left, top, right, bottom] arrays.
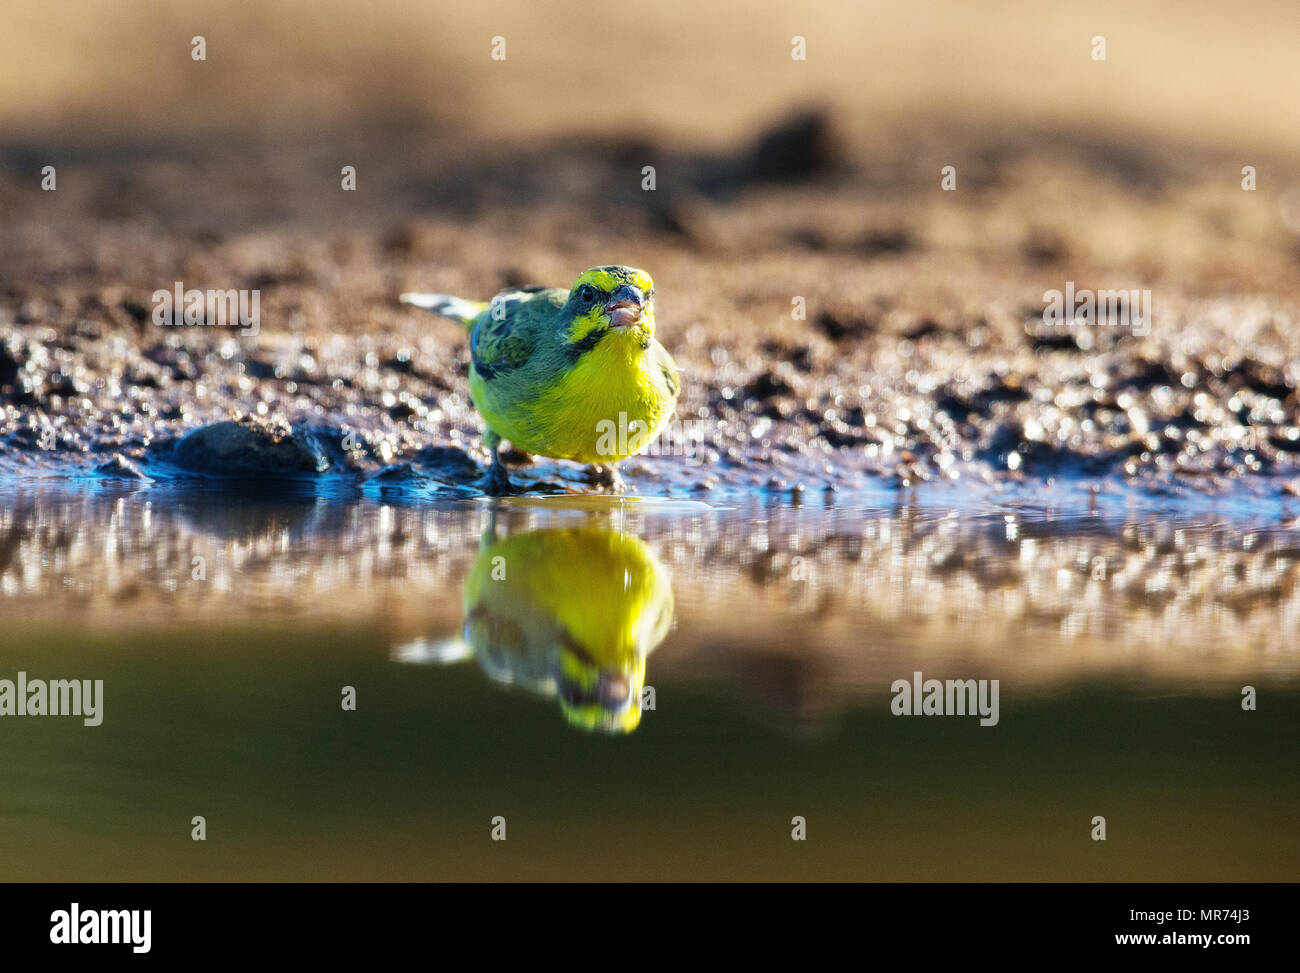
[[606, 284, 645, 328]]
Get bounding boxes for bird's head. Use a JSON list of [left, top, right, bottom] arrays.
[[556, 643, 647, 734], [561, 266, 656, 352]]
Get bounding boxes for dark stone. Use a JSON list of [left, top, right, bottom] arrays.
[[368, 463, 429, 484], [745, 110, 836, 183], [904, 319, 942, 341], [814, 310, 874, 342], [121, 299, 151, 325], [169, 418, 330, 476], [745, 371, 793, 401], [853, 229, 912, 258], [411, 444, 481, 483], [241, 359, 277, 380], [0, 338, 20, 390]]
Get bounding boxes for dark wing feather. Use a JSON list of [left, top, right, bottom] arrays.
[[469, 288, 565, 381]]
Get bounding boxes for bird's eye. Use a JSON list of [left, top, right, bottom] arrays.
[[579, 285, 597, 303]]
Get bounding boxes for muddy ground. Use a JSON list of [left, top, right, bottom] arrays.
[[2, 111, 1299, 501]]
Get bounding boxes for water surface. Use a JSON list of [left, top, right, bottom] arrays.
[[1, 483, 1296, 880]]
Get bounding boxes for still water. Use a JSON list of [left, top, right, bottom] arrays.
[[1, 483, 1297, 880]]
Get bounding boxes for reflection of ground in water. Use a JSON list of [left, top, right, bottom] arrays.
[[3, 484, 1297, 726], [2, 483, 1297, 880]]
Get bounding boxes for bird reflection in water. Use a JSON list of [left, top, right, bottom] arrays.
[[395, 521, 673, 733]]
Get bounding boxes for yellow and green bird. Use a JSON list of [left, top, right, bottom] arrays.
[[391, 524, 675, 734], [460, 525, 673, 733], [401, 266, 680, 494]]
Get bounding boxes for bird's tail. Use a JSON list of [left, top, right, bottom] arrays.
[[399, 292, 488, 328]]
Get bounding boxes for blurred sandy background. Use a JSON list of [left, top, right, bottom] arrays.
[[3, 0, 1298, 152]]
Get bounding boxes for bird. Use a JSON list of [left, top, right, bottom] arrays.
[[401, 266, 679, 494], [392, 524, 675, 734]]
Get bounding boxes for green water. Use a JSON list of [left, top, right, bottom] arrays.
[[1, 486, 1297, 880]]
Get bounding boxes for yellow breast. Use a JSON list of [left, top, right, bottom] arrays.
[[474, 335, 677, 463]]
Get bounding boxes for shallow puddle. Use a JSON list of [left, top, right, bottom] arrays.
[[1, 482, 1296, 879]]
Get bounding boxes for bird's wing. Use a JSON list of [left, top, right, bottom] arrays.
[[651, 339, 680, 398], [470, 288, 566, 381]]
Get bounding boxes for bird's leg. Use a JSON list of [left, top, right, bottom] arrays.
[[481, 430, 514, 496], [479, 505, 500, 549], [588, 463, 626, 493]]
